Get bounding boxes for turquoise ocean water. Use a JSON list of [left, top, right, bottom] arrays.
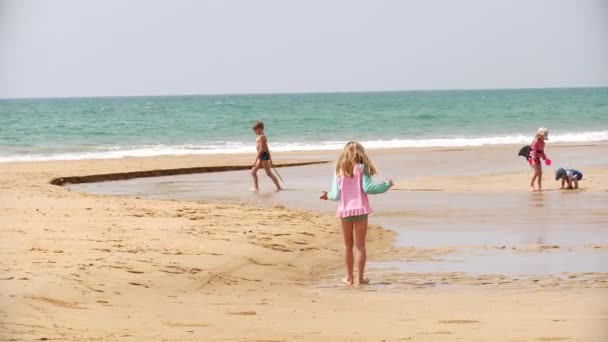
[[1, 88, 607, 162]]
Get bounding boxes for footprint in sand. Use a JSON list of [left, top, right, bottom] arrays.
[[439, 320, 480, 324], [289, 240, 308, 245], [163, 321, 211, 327], [419, 331, 452, 335], [261, 243, 293, 252], [128, 282, 150, 288], [27, 296, 83, 309], [160, 265, 202, 274], [160, 269, 182, 274], [248, 258, 277, 267], [239, 277, 262, 282], [227, 311, 257, 316]]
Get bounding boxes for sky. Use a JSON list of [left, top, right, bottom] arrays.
[[0, 0, 607, 99]]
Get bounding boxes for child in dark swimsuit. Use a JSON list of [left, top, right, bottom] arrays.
[[251, 121, 282, 191]]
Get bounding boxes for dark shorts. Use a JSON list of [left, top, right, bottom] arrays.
[[260, 151, 270, 161]]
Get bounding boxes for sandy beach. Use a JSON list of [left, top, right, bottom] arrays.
[[2, 144, 608, 341], [3, 1, 607, 340]]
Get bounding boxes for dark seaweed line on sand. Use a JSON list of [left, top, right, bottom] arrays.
[[50, 161, 330, 186]]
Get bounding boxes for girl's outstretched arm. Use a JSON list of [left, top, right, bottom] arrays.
[[361, 165, 392, 194], [327, 175, 341, 201]]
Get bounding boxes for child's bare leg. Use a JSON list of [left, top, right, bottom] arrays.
[[530, 172, 538, 191], [262, 161, 282, 191], [573, 179, 578, 189], [530, 163, 540, 191], [340, 219, 355, 285], [250, 162, 261, 191], [530, 162, 536, 190], [530, 174, 537, 191], [354, 216, 369, 285], [537, 166, 543, 191]]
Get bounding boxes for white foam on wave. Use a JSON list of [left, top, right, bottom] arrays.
[[1, 131, 607, 162]]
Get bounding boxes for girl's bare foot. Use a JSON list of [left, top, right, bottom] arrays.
[[342, 277, 353, 286], [358, 278, 370, 285], [251, 188, 259, 192]]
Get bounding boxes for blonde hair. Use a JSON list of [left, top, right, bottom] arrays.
[[335, 141, 377, 177]]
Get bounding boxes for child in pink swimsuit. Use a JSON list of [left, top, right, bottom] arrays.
[[529, 127, 550, 191], [320, 142, 393, 286]]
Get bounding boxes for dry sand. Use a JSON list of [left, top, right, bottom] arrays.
[[1, 147, 607, 341]]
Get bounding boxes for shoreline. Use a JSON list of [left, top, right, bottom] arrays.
[[2, 140, 608, 165], [41, 142, 606, 190]]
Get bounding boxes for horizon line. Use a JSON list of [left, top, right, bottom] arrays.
[[1, 85, 607, 101]]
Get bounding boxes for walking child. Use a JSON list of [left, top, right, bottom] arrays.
[[529, 127, 550, 192], [251, 121, 282, 191], [320, 142, 393, 286]]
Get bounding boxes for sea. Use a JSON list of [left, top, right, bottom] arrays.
[[1, 88, 607, 162]]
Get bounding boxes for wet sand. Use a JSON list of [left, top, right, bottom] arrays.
[[73, 144, 608, 275], [2, 144, 608, 341]]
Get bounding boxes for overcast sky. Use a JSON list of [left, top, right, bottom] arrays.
[[0, 0, 607, 99]]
